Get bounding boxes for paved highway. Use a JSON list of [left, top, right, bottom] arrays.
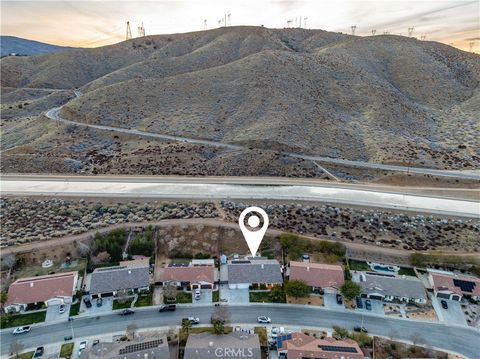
[[1, 305, 479, 358], [1, 175, 479, 217], [44, 105, 480, 180]]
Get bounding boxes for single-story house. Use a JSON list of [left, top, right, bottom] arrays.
[[227, 258, 283, 289], [80, 336, 169, 359], [89, 265, 150, 298], [157, 259, 217, 290], [184, 332, 261, 359], [353, 272, 427, 304], [4, 271, 78, 313], [428, 269, 480, 301], [289, 261, 344, 293], [278, 332, 364, 359]]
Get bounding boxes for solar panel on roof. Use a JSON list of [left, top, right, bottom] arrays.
[[453, 279, 476, 293], [118, 339, 163, 354], [276, 334, 293, 349], [231, 260, 251, 264], [319, 345, 358, 353]]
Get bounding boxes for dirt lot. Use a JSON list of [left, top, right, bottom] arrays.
[[287, 295, 324, 306]]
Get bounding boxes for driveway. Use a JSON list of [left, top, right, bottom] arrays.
[[220, 285, 249, 304], [193, 289, 212, 305], [355, 298, 384, 315], [79, 296, 113, 316], [432, 297, 467, 326], [45, 303, 70, 323], [323, 293, 345, 310]]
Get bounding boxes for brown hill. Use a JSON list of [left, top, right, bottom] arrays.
[[2, 26, 479, 166]]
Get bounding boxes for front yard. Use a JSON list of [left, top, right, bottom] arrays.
[[1, 311, 46, 329], [113, 298, 134, 310], [60, 343, 74, 358], [9, 351, 34, 359], [287, 295, 324, 306], [136, 292, 153, 307], [250, 291, 286, 303]]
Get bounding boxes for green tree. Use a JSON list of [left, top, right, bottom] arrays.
[[0, 292, 7, 305], [269, 285, 286, 303], [181, 318, 192, 334], [340, 280, 361, 300], [284, 279, 311, 298], [333, 326, 349, 339], [212, 319, 225, 335]]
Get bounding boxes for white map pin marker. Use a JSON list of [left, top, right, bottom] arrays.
[[239, 206, 269, 257]]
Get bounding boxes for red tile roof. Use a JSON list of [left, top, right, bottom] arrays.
[[279, 333, 363, 359], [289, 261, 344, 289], [430, 272, 480, 296], [160, 265, 216, 284], [6, 272, 77, 306]]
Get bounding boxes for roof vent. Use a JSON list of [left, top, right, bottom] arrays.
[[209, 341, 214, 347], [261, 264, 264, 269], [128, 270, 132, 274], [30, 283, 34, 287]]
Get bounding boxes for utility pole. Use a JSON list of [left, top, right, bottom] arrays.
[[137, 22, 145, 37], [470, 41, 475, 53], [408, 26, 414, 37], [351, 25, 357, 36], [304, 17, 308, 28], [126, 21, 132, 40], [204, 19, 207, 30], [371, 29, 376, 36], [227, 13, 231, 26], [287, 19, 293, 28]]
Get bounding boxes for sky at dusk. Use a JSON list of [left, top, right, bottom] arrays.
[[1, 0, 479, 52]]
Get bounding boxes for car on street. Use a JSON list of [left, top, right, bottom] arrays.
[[33, 347, 44, 357], [183, 317, 200, 324], [354, 326, 368, 333], [159, 304, 176, 312], [97, 297, 103, 307], [365, 299, 372, 311], [355, 297, 363, 309], [120, 309, 135, 316], [441, 300, 449, 309], [12, 326, 31, 335], [59, 304, 66, 314], [83, 297, 92, 308], [78, 341, 87, 354], [257, 316, 271, 323], [336, 294, 343, 305]]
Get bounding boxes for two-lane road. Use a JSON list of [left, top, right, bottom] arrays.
[[1, 305, 479, 358]]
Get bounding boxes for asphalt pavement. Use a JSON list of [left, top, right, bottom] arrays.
[[1, 304, 479, 358]]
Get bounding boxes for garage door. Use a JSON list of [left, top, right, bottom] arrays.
[[436, 293, 451, 299]]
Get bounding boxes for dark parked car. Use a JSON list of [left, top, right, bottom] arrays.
[[120, 309, 135, 316], [336, 294, 343, 305], [83, 297, 92, 308], [159, 304, 176, 312], [64, 335, 73, 341], [354, 326, 368, 333], [96, 297, 103, 307], [33, 347, 44, 357], [355, 297, 363, 309], [365, 299, 372, 310], [441, 300, 449, 309]]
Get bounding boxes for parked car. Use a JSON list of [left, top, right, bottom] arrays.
[[353, 326, 368, 333], [194, 289, 201, 300], [336, 294, 343, 305], [441, 300, 449, 309], [355, 297, 363, 309], [183, 317, 200, 325], [92, 339, 100, 346], [59, 304, 66, 314], [78, 341, 87, 354], [270, 327, 279, 339], [159, 304, 176, 312], [96, 297, 103, 307], [120, 309, 135, 316], [83, 297, 92, 308], [12, 326, 31, 335], [257, 316, 271, 323], [64, 335, 72, 341], [33, 347, 44, 357], [365, 299, 372, 311]]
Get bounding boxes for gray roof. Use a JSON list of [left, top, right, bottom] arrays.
[[90, 265, 150, 295], [359, 273, 427, 300], [184, 332, 261, 359], [80, 336, 169, 359], [227, 259, 283, 284]]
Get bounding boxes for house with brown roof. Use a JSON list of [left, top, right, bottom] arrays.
[[4, 271, 78, 313], [278, 332, 364, 359], [289, 261, 344, 293], [157, 259, 217, 290], [428, 269, 480, 301]]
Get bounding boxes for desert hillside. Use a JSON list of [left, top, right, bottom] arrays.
[[1, 26, 479, 172]]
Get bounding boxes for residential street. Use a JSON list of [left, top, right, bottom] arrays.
[[1, 304, 479, 358]]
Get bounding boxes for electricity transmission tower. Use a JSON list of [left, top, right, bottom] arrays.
[[420, 34, 426, 40], [304, 17, 308, 28], [408, 26, 414, 37], [371, 29, 376, 36], [351, 25, 357, 35], [137, 22, 145, 37], [383, 31, 390, 35], [227, 13, 231, 26], [287, 19, 293, 28], [470, 42, 475, 53], [126, 21, 132, 40]]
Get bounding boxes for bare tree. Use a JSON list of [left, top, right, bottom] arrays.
[[9, 340, 24, 359], [126, 323, 138, 340], [1, 253, 16, 270]]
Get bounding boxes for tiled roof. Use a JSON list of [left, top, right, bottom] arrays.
[[159, 265, 216, 284], [279, 333, 363, 359], [6, 271, 77, 306], [430, 271, 480, 296], [289, 261, 344, 289], [227, 259, 282, 284], [90, 265, 149, 295], [184, 332, 261, 359]]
